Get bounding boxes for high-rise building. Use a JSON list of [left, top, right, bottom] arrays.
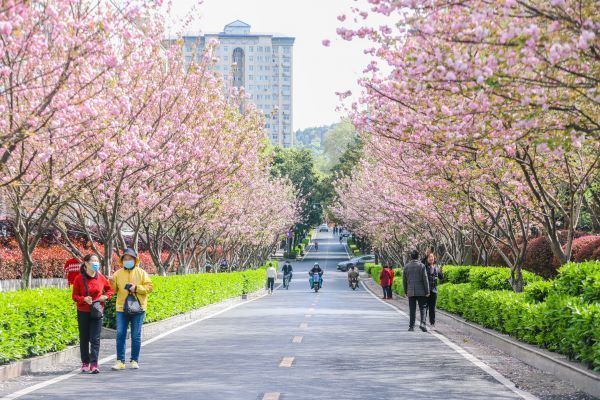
[[176, 20, 295, 148]]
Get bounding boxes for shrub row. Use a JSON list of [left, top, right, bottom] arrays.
[[443, 266, 542, 290], [364, 262, 600, 370], [0, 268, 268, 365], [436, 284, 600, 370]]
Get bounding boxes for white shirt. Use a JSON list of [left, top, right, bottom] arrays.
[[266, 266, 277, 279]]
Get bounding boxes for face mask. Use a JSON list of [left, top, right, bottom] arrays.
[[91, 262, 101, 272], [123, 260, 135, 269]]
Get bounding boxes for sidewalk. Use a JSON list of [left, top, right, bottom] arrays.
[[362, 278, 595, 400]]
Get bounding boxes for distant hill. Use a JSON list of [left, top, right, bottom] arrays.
[[294, 124, 335, 153]]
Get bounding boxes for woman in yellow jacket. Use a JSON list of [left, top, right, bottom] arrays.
[[110, 248, 153, 371]]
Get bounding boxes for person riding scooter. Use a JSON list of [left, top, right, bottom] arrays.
[[347, 266, 359, 288], [308, 262, 323, 289], [282, 260, 293, 289]]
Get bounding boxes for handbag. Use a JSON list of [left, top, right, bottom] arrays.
[[83, 276, 104, 320], [124, 293, 144, 315]]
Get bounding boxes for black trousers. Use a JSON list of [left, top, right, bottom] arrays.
[[427, 291, 438, 324], [267, 277, 275, 291], [77, 310, 102, 364], [382, 285, 392, 298], [408, 296, 428, 327]]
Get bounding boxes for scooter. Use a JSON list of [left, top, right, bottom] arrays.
[[350, 276, 359, 290], [283, 273, 292, 289], [310, 272, 322, 292]]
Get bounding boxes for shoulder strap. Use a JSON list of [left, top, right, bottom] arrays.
[[82, 275, 89, 296]]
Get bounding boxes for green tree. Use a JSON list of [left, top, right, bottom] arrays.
[[271, 147, 322, 226]]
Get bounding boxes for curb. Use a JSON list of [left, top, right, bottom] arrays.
[[0, 289, 267, 383], [363, 278, 600, 399]]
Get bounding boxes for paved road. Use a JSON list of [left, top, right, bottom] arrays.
[[7, 230, 532, 400]]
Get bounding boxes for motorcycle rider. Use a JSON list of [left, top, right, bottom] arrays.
[[308, 262, 324, 289], [347, 266, 359, 287], [314, 240, 319, 251], [282, 260, 293, 288]]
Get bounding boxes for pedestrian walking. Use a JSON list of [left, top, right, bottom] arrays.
[[380, 265, 394, 299], [110, 248, 153, 371], [71, 254, 114, 374], [64, 256, 81, 286], [402, 250, 430, 332], [266, 262, 277, 294], [424, 253, 443, 328]]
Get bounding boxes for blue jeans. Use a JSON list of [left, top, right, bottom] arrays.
[[116, 311, 145, 362]]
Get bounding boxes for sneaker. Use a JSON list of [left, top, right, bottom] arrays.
[[81, 363, 90, 373], [408, 326, 415, 331], [111, 361, 126, 371], [89, 364, 99, 374], [420, 323, 428, 332], [130, 361, 139, 369]]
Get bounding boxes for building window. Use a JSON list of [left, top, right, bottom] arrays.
[[283, 66, 290, 73], [257, 55, 263, 62], [283, 105, 290, 111], [224, 46, 229, 51], [249, 75, 254, 80], [249, 46, 254, 52], [284, 47, 291, 54], [224, 55, 229, 61], [283, 115, 290, 120], [249, 56, 254, 62], [265, 46, 271, 52], [283, 76, 290, 82], [283, 95, 290, 101]]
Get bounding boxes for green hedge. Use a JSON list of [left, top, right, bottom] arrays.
[[443, 265, 541, 290], [0, 269, 267, 365], [365, 262, 600, 370], [0, 288, 78, 365]]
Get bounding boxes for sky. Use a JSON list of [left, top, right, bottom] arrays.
[[166, 0, 380, 131]]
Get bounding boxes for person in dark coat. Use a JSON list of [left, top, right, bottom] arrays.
[[425, 253, 443, 328], [402, 250, 430, 332]]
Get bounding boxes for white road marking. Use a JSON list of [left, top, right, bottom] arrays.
[[279, 357, 295, 368], [304, 314, 312, 318], [262, 393, 281, 400], [360, 281, 539, 400], [1, 292, 272, 400], [299, 322, 308, 329], [292, 336, 303, 343], [308, 308, 315, 313]]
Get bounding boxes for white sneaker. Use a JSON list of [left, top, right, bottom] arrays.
[[130, 361, 139, 369]]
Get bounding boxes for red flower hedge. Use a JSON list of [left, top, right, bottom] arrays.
[[0, 239, 165, 279]]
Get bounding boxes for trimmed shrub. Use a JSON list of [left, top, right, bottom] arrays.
[[571, 236, 600, 262], [443, 266, 472, 284], [555, 261, 600, 303], [523, 280, 555, 303], [1, 269, 267, 365], [437, 283, 478, 315], [467, 267, 542, 291], [364, 263, 380, 275]]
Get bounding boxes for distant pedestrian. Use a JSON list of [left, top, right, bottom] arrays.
[[424, 253, 443, 328], [64, 257, 81, 286], [379, 265, 394, 299], [266, 262, 277, 294], [72, 254, 113, 374], [110, 248, 153, 371], [403, 250, 430, 332]]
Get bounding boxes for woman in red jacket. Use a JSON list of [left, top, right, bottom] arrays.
[[72, 254, 114, 374], [380, 265, 394, 299]]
